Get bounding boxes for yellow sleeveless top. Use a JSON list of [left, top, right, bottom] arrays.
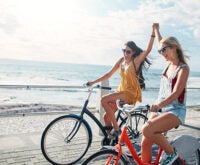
[[116, 62, 142, 104]]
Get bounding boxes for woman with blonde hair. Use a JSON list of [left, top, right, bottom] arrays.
[[141, 24, 190, 165]]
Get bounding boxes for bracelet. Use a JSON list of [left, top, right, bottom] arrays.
[[157, 104, 162, 110], [153, 107, 157, 112], [151, 35, 155, 38]]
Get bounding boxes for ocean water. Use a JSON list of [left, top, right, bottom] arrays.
[[0, 59, 200, 107]]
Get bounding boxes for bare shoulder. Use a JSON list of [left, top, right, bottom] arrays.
[[179, 65, 190, 77], [117, 57, 124, 64], [181, 64, 190, 72], [113, 57, 124, 68]]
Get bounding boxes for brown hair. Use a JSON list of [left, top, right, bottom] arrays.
[[125, 41, 152, 89]]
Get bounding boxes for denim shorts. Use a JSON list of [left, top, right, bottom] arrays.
[[161, 104, 186, 124]]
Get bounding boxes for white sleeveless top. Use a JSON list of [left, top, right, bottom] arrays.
[[157, 64, 188, 112]]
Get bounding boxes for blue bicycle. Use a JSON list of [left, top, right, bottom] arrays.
[[41, 85, 149, 165]]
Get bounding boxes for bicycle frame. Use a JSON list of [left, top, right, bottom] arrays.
[[68, 85, 149, 145], [111, 124, 186, 165], [81, 101, 125, 138], [66, 86, 126, 142]]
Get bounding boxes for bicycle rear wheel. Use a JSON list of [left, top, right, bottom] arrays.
[[41, 115, 92, 165], [119, 113, 148, 152], [82, 149, 127, 165], [174, 149, 200, 165]]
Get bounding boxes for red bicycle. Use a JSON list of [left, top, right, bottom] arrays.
[[83, 100, 200, 165]]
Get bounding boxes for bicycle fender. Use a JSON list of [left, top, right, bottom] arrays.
[[171, 134, 200, 159], [67, 114, 93, 144]]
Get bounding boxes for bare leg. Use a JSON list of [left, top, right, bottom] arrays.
[[141, 136, 153, 162], [141, 112, 181, 163], [103, 113, 112, 129], [141, 112, 157, 163], [103, 102, 118, 130], [101, 92, 128, 131]]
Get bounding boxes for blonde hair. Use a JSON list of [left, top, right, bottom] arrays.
[[160, 36, 189, 64]]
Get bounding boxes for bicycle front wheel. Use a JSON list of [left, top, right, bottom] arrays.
[[41, 115, 92, 165], [174, 149, 200, 165], [82, 149, 127, 165]]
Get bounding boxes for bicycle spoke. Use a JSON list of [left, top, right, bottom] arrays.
[[41, 115, 91, 164]]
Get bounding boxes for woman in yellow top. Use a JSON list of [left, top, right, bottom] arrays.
[[87, 24, 156, 138]]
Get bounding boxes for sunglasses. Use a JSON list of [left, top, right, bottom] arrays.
[[158, 46, 171, 54], [122, 49, 132, 55]]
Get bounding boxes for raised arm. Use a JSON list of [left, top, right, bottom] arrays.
[[144, 24, 156, 55], [134, 23, 156, 66], [86, 57, 123, 86], [154, 23, 162, 43]]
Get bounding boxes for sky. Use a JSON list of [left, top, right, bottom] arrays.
[[0, 0, 200, 71]]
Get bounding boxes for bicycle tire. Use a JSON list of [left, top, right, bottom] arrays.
[[119, 113, 148, 151], [41, 114, 92, 165], [82, 149, 127, 165], [119, 113, 148, 138], [174, 149, 200, 165]]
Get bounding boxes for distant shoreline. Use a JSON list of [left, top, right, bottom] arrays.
[[0, 103, 199, 115], [0, 103, 96, 114]]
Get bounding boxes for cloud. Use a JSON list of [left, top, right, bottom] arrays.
[[0, 1, 19, 34], [0, 15, 18, 34], [145, 0, 200, 43], [0, 0, 200, 71]]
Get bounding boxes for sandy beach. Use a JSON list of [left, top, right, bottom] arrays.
[[0, 103, 96, 115], [0, 103, 199, 113]]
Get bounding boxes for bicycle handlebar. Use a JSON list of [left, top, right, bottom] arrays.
[[96, 85, 112, 90], [83, 84, 112, 91], [83, 84, 112, 100]]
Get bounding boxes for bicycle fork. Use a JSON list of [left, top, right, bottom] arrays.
[[65, 100, 89, 143], [65, 116, 84, 143]]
